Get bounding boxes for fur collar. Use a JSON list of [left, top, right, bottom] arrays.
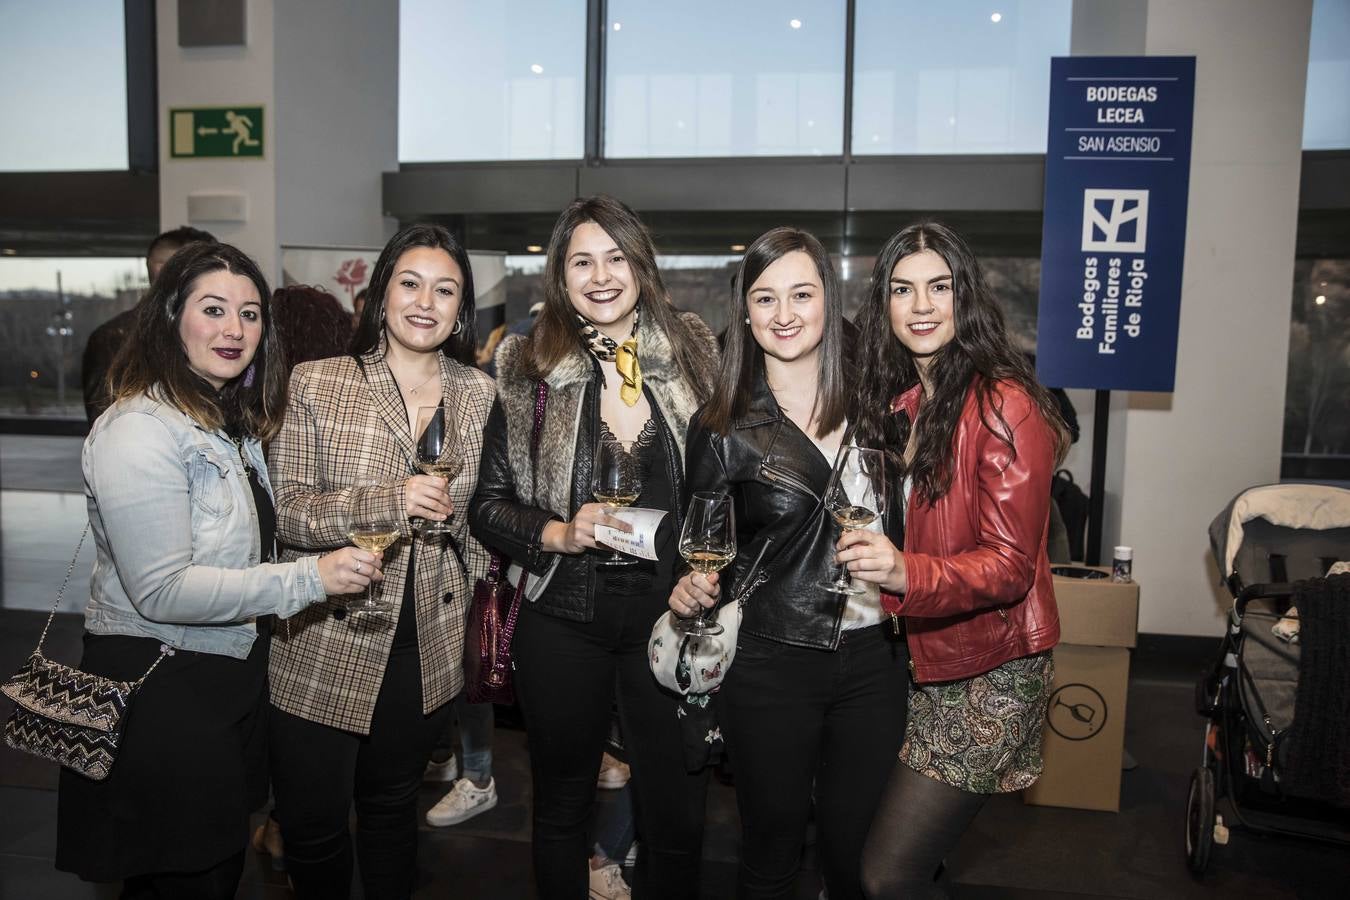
[[495, 310, 691, 392], [492, 312, 714, 520]]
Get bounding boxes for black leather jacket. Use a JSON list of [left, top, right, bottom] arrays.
[[471, 368, 686, 623], [684, 372, 904, 650]]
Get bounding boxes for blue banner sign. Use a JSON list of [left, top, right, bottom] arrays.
[[1035, 56, 1195, 392]]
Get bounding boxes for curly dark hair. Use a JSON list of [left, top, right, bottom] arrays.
[[272, 285, 352, 367], [854, 221, 1067, 504]]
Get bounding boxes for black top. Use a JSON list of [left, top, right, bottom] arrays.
[[599, 417, 676, 599]]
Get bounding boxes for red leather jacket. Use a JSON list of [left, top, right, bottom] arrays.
[[881, 379, 1060, 683]]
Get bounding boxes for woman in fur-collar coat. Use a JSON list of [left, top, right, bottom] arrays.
[[471, 196, 717, 899]]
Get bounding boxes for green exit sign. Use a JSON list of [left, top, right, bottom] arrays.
[[169, 106, 265, 159]]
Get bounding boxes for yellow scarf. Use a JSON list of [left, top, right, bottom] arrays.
[[576, 310, 642, 406]]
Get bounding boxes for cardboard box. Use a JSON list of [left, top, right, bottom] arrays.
[[1023, 566, 1140, 812]]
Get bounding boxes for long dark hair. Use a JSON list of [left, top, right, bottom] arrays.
[[699, 227, 849, 438], [108, 242, 287, 439], [855, 221, 1067, 503], [351, 224, 477, 366], [525, 195, 713, 402]]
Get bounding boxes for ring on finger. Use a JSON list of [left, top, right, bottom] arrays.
[[354, 561, 362, 574]]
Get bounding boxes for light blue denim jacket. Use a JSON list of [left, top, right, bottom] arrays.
[[82, 393, 327, 658]]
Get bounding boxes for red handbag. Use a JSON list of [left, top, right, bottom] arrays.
[[463, 379, 547, 705], [464, 554, 527, 704]]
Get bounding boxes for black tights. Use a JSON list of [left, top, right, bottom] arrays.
[[860, 763, 987, 899]]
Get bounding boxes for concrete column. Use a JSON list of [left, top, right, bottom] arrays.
[[1124, 0, 1310, 634], [156, 0, 397, 284]]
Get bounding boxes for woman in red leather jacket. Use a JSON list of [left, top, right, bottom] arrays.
[[837, 221, 1067, 899]]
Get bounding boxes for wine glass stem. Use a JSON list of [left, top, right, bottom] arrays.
[[836, 525, 852, 586]]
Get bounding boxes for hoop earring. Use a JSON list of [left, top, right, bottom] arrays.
[[452, 320, 463, 335]]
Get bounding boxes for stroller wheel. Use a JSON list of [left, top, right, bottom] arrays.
[[1185, 766, 1216, 875]]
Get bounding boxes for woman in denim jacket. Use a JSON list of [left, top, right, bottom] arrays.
[[55, 242, 381, 899]]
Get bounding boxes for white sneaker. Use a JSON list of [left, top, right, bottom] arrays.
[[588, 862, 631, 900], [426, 777, 497, 827], [424, 754, 458, 782]]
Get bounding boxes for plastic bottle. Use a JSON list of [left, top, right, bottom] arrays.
[[1112, 546, 1133, 583]]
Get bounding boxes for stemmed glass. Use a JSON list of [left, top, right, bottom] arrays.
[[820, 446, 887, 595], [675, 491, 737, 636], [344, 477, 400, 615], [592, 438, 641, 562], [413, 404, 462, 536]]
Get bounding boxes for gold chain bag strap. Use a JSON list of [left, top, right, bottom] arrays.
[[2, 525, 170, 781]]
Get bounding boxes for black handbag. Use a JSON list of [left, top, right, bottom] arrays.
[[1, 526, 168, 781]]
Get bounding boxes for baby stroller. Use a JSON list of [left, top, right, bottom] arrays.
[[1186, 483, 1350, 874]]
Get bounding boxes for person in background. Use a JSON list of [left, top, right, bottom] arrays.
[[55, 241, 380, 899], [845, 222, 1066, 899], [266, 224, 495, 899], [81, 225, 216, 423], [274, 285, 358, 368], [249, 283, 358, 867], [471, 195, 717, 899], [423, 698, 499, 827], [352, 287, 368, 331], [668, 228, 910, 900]]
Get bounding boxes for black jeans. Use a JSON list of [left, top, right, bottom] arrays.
[[268, 642, 453, 899], [513, 589, 709, 899], [720, 625, 910, 900]]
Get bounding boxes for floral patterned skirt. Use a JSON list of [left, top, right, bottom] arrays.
[[899, 651, 1054, 794]]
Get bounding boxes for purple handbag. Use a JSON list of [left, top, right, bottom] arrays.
[[463, 380, 547, 704]]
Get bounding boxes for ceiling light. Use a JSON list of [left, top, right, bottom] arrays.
[[730, 244, 746, 252], [991, 12, 1003, 23], [526, 245, 543, 253], [530, 64, 543, 74], [789, 19, 802, 29], [1315, 294, 1327, 305], [612, 22, 621, 31]]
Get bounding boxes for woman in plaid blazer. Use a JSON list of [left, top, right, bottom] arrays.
[[265, 225, 494, 899], [472, 196, 718, 899]]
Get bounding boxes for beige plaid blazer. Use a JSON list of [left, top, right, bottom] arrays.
[[267, 344, 494, 734]]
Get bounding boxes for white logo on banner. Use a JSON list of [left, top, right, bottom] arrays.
[[1081, 189, 1149, 253]]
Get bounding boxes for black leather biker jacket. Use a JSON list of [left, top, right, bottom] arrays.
[[683, 371, 904, 650]]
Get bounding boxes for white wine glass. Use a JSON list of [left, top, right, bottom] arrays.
[[592, 438, 641, 562], [675, 491, 737, 636], [413, 404, 462, 536], [820, 446, 887, 595], [345, 478, 401, 615]]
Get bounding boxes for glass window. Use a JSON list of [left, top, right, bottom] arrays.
[[399, 0, 586, 162], [1304, 0, 1350, 150], [604, 2, 846, 158], [0, 258, 147, 420], [852, 1, 1070, 155], [0, 2, 129, 171], [1283, 259, 1350, 479]]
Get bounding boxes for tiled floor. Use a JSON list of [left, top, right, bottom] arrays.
[[3, 436, 1348, 897]]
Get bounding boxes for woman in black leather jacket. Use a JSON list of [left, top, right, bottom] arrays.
[[470, 195, 717, 899], [668, 228, 910, 900]]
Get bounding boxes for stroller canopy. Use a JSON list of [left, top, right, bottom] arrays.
[[1209, 484, 1350, 584]]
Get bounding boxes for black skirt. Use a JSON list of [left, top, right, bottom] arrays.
[[55, 629, 269, 882]]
